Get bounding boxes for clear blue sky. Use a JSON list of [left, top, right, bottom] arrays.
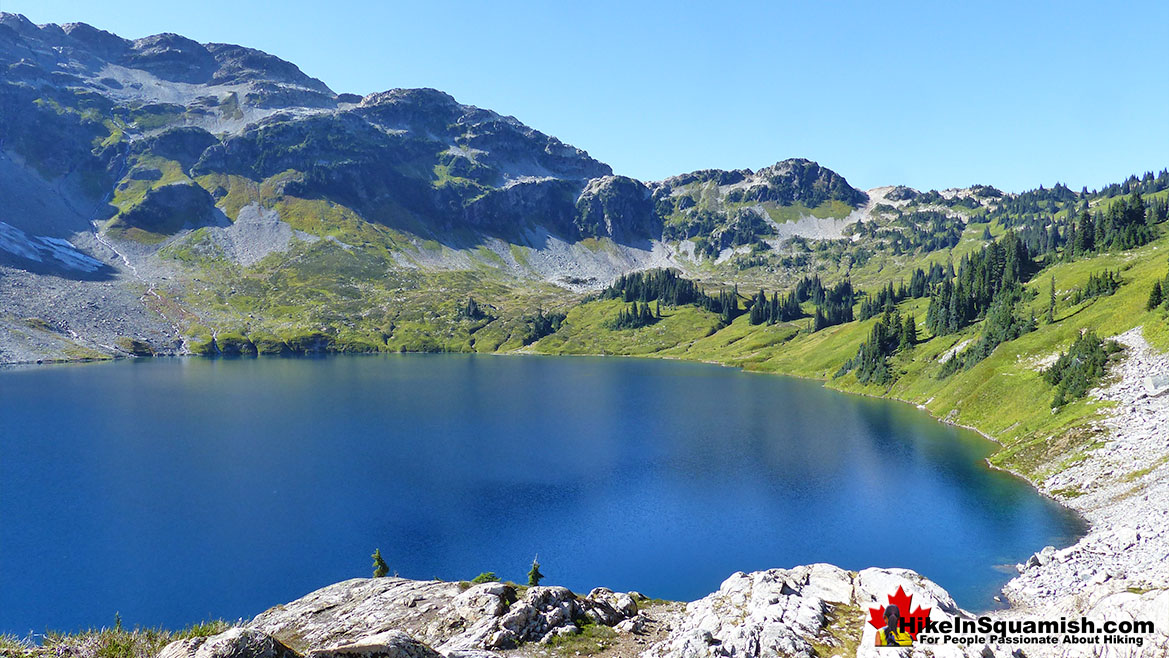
[[5, 1, 1167, 192]]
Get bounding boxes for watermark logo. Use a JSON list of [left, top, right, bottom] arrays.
[[867, 586, 931, 647], [863, 585, 1156, 649]]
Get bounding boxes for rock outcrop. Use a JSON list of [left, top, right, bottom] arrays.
[[304, 631, 443, 658], [236, 577, 642, 657], [161, 567, 981, 658], [643, 565, 968, 658], [158, 628, 299, 658]]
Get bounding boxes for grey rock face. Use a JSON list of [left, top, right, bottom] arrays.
[[728, 158, 869, 207], [122, 33, 219, 84], [885, 185, 920, 201], [206, 42, 333, 93], [60, 21, 131, 59], [575, 176, 659, 241], [246, 577, 641, 655], [158, 628, 300, 658], [582, 586, 639, 625], [304, 630, 442, 658], [249, 578, 466, 652], [657, 158, 868, 209]]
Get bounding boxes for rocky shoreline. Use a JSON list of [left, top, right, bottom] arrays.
[[994, 328, 1169, 655]]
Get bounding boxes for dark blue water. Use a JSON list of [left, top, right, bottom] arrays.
[[0, 355, 1082, 633]]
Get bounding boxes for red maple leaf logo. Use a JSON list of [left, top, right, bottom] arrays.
[[866, 586, 932, 640]]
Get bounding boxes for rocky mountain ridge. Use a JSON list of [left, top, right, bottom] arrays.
[[0, 11, 904, 363], [0, 12, 877, 254]]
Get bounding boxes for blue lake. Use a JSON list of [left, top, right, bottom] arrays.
[[0, 354, 1083, 634]]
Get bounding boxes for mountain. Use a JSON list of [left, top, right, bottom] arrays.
[[0, 12, 1164, 365], [0, 12, 878, 361]]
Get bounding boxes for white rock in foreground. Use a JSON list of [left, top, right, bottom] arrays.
[[641, 564, 973, 658], [158, 628, 299, 658]]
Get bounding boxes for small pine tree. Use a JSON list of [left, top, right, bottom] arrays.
[[527, 555, 544, 587], [1046, 276, 1056, 324], [1149, 280, 1164, 311], [372, 548, 389, 578], [900, 314, 916, 350]]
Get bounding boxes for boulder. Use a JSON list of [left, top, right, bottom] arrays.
[[158, 628, 299, 658], [451, 581, 514, 619], [250, 578, 469, 652], [582, 587, 637, 625]]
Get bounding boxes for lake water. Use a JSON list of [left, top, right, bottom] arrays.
[[0, 354, 1083, 634]]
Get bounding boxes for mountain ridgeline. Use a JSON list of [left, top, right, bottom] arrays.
[[0, 11, 867, 257]]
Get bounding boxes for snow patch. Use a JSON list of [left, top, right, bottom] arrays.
[[0, 222, 104, 272]]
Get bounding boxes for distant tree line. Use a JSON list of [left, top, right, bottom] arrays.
[[601, 268, 705, 306], [609, 301, 659, 330], [794, 275, 855, 330], [990, 188, 1165, 266], [598, 268, 742, 325], [748, 288, 804, 325]]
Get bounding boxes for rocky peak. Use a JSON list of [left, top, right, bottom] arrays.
[[745, 157, 869, 206], [60, 21, 131, 58], [0, 12, 41, 39], [123, 33, 218, 83], [206, 43, 333, 93], [884, 184, 919, 201], [0, 13, 336, 111], [656, 159, 868, 211], [657, 168, 753, 189], [360, 87, 461, 111]]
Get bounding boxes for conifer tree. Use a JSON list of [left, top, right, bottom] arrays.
[[527, 555, 544, 587], [1149, 280, 1164, 311], [1047, 276, 1056, 324], [372, 549, 389, 578], [900, 314, 916, 350]]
